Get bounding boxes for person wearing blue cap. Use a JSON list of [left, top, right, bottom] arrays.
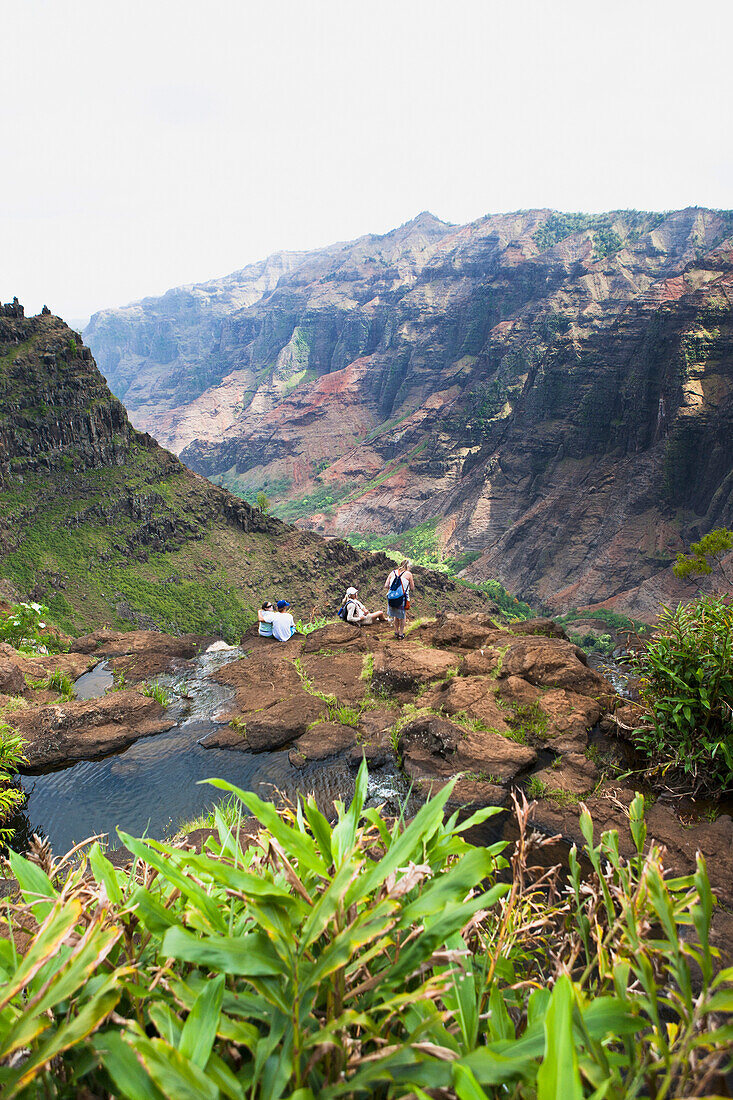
[[271, 598, 297, 641]]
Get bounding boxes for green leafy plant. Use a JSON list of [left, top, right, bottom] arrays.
[[673, 526, 732, 592], [0, 601, 58, 652], [25, 670, 76, 700], [632, 597, 733, 796], [0, 774, 730, 1097], [255, 490, 270, 514], [111, 669, 126, 692], [0, 720, 27, 843], [141, 681, 172, 707], [329, 703, 360, 727], [295, 616, 330, 635]]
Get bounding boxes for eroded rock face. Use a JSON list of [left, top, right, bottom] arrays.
[[0, 659, 25, 696]]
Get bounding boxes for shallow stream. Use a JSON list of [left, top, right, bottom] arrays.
[[14, 646, 408, 856]]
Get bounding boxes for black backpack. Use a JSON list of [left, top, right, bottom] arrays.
[[387, 570, 406, 608]]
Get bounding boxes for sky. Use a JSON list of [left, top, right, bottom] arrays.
[[3, 0, 732, 323]]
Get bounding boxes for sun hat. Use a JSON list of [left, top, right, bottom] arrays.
[[346, 587, 357, 596], [276, 599, 291, 610]]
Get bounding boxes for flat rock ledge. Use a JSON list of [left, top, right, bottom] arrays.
[[14, 690, 174, 770]]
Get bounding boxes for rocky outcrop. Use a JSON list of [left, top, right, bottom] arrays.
[[14, 691, 175, 770], [85, 209, 733, 617]]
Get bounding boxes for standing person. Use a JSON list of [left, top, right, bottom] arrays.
[[385, 559, 414, 639], [340, 586, 387, 625], [257, 601, 276, 637], [271, 599, 297, 642]]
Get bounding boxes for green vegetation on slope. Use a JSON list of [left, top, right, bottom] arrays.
[[345, 519, 535, 620], [1, 767, 730, 1097], [632, 596, 733, 797]]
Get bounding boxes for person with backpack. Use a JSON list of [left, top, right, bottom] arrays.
[[338, 587, 387, 626], [385, 559, 414, 639]]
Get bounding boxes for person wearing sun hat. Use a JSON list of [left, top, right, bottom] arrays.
[[340, 586, 387, 626], [269, 598, 297, 641]]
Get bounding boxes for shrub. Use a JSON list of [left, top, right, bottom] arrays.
[[0, 769, 731, 1096], [255, 490, 270, 514], [632, 597, 733, 796], [0, 601, 55, 651], [0, 720, 27, 843]]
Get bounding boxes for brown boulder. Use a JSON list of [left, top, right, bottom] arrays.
[[497, 678, 601, 753], [300, 651, 368, 706], [500, 636, 611, 697], [399, 714, 536, 785], [0, 659, 25, 697], [214, 653, 303, 716], [530, 753, 599, 797], [289, 721, 358, 768], [14, 690, 175, 769], [425, 675, 511, 732], [372, 641, 458, 695], [508, 618, 568, 639], [203, 695, 326, 752]]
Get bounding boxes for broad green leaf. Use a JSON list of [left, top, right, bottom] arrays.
[[204, 779, 325, 877], [88, 842, 123, 905], [7, 851, 56, 921], [0, 900, 82, 1013], [4, 981, 121, 1095], [453, 1064, 491, 1100], [91, 1030, 167, 1100], [127, 1034, 219, 1100], [161, 925, 282, 977], [536, 975, 583, 1100], [179, 973, 225, 1068], [117, 831, 225, 932]]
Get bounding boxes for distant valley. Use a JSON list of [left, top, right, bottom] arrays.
[[85, 208, 733, 618]]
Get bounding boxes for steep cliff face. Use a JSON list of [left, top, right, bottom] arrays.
[[85, 209, 733, 615], [0, 303, 479, 634]]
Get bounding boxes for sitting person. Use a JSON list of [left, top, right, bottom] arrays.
[[341, 586, 387, 626], [258, 601, 276, 637], [271, 598, 297, 641]]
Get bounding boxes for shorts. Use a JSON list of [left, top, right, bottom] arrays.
[[390, 605, 406, 621], [360, 612, 381, 625]]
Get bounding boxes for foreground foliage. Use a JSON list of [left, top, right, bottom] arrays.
[[633, 597, 733, 797], [0, 765, 731, 1098], [0, 723, 26, 844]]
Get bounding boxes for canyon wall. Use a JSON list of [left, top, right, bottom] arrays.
[[85, 209, 733, 615]]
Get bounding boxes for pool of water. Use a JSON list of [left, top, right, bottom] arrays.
[[13, 645, 408, 855], [72, 659, 114, 700]]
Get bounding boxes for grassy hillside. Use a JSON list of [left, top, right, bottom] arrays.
[[0, 306, 483, 637]]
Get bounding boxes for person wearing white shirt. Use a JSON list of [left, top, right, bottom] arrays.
[[271, 599, 297, 641], [342, 586, 387, 626]]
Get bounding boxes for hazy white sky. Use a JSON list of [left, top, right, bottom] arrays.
[[3, 0, 732, 321]]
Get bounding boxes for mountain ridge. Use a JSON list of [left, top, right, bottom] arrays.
[[84, 207, 733, 617]]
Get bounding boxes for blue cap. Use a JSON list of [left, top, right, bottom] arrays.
[[276, 599, 291, 610]]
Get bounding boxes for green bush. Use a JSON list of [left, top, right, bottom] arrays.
[[0, 602, 59, 652], [0, 721, 27, 843], [0, 766, 731, 1097], [632, 597, 733, 796]]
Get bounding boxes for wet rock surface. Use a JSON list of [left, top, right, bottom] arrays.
[[14, 690, 175, 769]]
